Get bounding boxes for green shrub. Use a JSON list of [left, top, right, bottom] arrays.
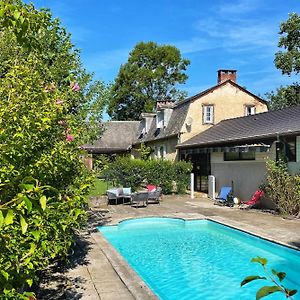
[[0, 1, 108, 298], [104, 157, 192, 194], [104, 157, 146, 191], [173, 161, 193, 194], [145, 160, 175, 194], [93, 154, 113, 178], [265, 160, 300, 216]]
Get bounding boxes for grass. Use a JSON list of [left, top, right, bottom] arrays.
[[88, 178, 113, 197]]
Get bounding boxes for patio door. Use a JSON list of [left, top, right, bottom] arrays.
[[181, 153, 211, 193]]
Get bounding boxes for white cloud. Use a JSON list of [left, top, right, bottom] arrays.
[[244, 71, 296, 95], [215, 0, 262, 15], [195, 17, 277, 53], [173, 37, 218, 54]]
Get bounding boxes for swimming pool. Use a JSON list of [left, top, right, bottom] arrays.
[[98, 218, 300, 300]]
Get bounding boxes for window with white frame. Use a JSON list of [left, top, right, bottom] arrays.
[[159, 146, 164, 159], [154, 146, 159, 159], [141, 119, 148, 136], [203, 105, 214, 124], [158, 145, 166, 159], [156, 111, 164, 129], [245, 105, 256, 116]]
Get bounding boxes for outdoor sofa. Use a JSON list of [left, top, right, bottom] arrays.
[[106, 185, 162, 206], [106, 187, 131, 205]]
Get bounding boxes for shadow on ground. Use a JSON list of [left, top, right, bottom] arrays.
[[290, 240, 300, 249], [33, 208, 111, 299]]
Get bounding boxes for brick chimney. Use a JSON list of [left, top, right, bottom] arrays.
[[156, 99, 174, 110], [217, 69, 237, 84]]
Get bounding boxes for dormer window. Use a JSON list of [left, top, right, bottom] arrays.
[[156, 111, 164, 129], [141, 119, 148, 136], [245, 105, 256, 116], [203, 105, 214, 124]]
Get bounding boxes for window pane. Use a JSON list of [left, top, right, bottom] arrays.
[[203, 105, 213, 123], [240, 152, 255, 160], [157, 112, 164, 128], [285, 137, 296, 162], [224, 152, 255, 161], [224, 152, 239, 161], [245, 106, 256, 116]]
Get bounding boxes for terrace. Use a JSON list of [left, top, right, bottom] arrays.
[[36, 195, 300, 299]]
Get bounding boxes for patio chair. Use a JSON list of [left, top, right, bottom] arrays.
[[146, 184, 157, 192], [107, 191, 118, 205], [148, 187, 162, 204], [239, 190, 264, 209], [122, 187, 132, 204], [214, 186, 233, 207], [131, 191, 149, 208]]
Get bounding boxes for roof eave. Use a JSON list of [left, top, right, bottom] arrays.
[[177, 130, 300, 149], [134, 133, 178, 145], [175, 80, 267, 107]]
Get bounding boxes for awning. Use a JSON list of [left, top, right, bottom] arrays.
[[179, 143, 271, 155]]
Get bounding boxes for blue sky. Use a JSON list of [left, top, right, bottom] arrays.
[[31, 0, 299, 101]]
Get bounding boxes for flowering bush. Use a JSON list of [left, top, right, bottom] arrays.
[[0, 1, 108, 298]]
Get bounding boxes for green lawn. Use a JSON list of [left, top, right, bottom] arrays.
[[88, 178, 113, 197]]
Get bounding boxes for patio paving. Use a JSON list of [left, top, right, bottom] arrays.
[[38, 194, 300, 299]]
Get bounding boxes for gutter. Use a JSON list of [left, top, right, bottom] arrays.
[[176, 130, 300, 149]]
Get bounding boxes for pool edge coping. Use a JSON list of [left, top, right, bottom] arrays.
[[91, 230, 158, 300], [92, 215, 299, 300]]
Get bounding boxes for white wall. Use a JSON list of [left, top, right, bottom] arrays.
[[211, 152, 269, 201]]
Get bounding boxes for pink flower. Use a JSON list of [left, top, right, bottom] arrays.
[[58, 120, 66, 126], [66, 134, 74, 142], [56, 99, 63, 105], [71, 82, 80, 92]]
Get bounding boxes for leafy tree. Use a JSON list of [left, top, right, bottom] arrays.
[[0, 1, 108, 298], [274, 13, 300, 75], [266, 83, 300, 110], [267, 13, 300, 109], [108, 41, 190, 120]]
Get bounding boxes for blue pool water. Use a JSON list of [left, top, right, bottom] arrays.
[[98, 218, 300, 300]]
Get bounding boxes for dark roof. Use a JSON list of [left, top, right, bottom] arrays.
[[83, 121, 140, 153], [134, 101, 190, 144], [134, 79, 266, 144], [175, 79, 267, 107], [177, 105, 300, 148]]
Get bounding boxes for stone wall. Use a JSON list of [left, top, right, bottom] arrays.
[[180, 82, 268, 143]]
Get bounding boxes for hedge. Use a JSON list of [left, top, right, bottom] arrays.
[[104, 157, 192, 194]]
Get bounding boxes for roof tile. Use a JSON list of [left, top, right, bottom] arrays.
[[178, 105, 300, 148]]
